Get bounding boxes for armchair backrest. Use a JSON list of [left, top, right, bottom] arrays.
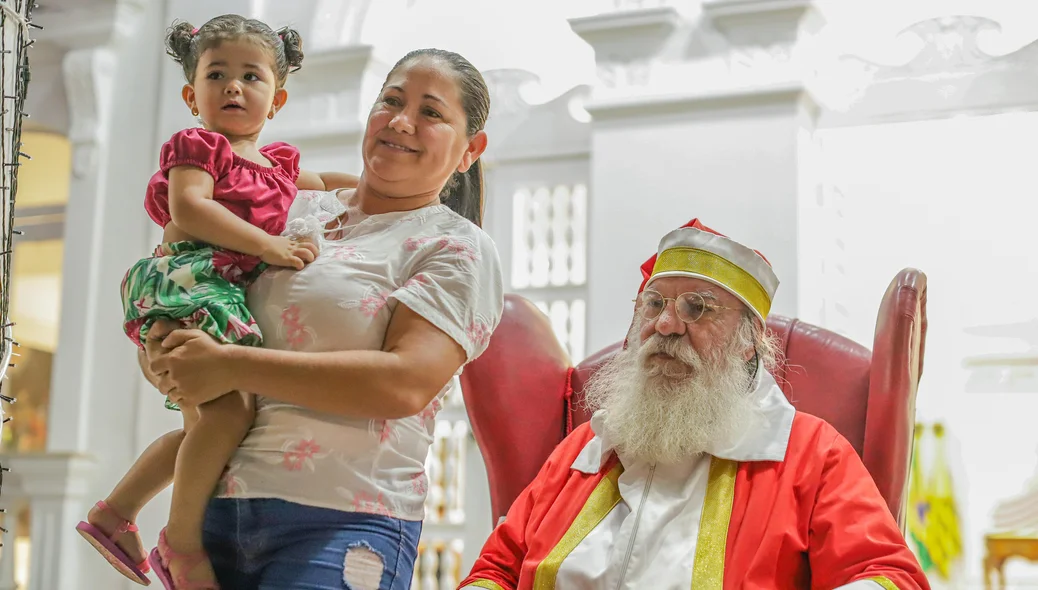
[[462, 269, 927, 526]]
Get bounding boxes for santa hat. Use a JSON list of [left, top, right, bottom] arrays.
[[638, 218, 779, 322]]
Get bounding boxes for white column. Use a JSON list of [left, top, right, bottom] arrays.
[[43, 0, 174, 588], [570, 1, 823, 353]]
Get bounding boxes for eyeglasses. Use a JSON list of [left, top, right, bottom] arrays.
[[635, 290, 735, 324]]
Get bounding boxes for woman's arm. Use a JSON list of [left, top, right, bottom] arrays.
[[168, 166, 317, 269], [296, 169, 360, 191], [154, 303, 466, 419]]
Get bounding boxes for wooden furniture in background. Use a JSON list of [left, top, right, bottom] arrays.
[[984, 533, 1038, 590]]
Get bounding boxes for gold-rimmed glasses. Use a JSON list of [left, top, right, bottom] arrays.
[[635, 290, 735, 324]]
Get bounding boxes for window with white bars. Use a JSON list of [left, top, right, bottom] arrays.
[[511, 183, 590, 362], [511, 184, 588, 289], [532, 299, 587, 364]]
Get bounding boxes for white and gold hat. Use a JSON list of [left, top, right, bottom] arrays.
[[638, 219, 779, 322]]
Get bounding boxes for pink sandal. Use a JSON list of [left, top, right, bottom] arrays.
[[75, 500, 152, 586], [147, 528, 219, 590]]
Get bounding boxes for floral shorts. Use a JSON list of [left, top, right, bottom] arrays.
[[120, 241, 265, 410]]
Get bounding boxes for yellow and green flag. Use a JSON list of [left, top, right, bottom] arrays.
[[907, 423, 934, 572], [925, 423, 963, 580]]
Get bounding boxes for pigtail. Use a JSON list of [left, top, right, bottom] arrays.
[[277, 27, 305, 73], [164, 20, 196, 67]]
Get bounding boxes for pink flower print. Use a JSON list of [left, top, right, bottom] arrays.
[[281, 438, 321, 471], [379, 420, 394, 444], [220, 472, 243, 495], [219, 463, 246, 495], [403, 274, 430, 290], [438, 237, 478, 261], [358, 291, 389, 317], [351, 491, 392, 516], [404, 237, 432, 251], [280, 305, 310, 349], [329, 245, 361, 262], [467, 320, 493, 350], [224, 314, 259, 342], [338, 288, 391, 317], [417, 398, 442, 429], [410, 472, 428, 495], [133, 294, 154, 315], [211, 250, 260, 284]]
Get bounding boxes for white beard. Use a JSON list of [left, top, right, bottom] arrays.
[[582, 321, 764, 465]]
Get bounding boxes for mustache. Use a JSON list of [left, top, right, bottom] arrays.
[[639, 334, 697, 380], [638, 334, 700, 370]]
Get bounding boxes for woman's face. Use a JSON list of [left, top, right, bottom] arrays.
[[362, 57, 486, 199]]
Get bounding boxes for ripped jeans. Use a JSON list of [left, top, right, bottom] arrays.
[[203, 498, 422, 590]]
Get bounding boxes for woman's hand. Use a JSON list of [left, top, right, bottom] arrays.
[[148, 329, 236, 407]]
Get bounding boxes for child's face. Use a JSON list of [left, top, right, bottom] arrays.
[[182, 40, 286, 138]]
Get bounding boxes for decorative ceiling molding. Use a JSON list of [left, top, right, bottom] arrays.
[[570, 5, 685, 57], [487, 83, 592, 164], [703, 0, 815, 46], [27, 0, 135, 136], [585, 80, 817, 121], [817, 15, 1038, 127], [262, 45, 388, 145], [484, 69, 540, 142]]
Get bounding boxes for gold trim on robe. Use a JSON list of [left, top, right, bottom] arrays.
[[868, 576, 900, 590], [533, 463, 625, 589], [691, 458, 739, 589], [466, 581, 506, 590]]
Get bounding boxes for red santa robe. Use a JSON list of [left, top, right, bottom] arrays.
[[460, 367, 929, 590]]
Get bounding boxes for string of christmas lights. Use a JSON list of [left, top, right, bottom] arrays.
[[0, 0, 37, 547]]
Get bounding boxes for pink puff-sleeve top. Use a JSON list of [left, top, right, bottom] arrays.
[[144, 128, 301, 237]]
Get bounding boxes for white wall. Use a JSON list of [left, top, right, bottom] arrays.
[[813, 112, 1038, 584], [586, 95, 810, 352]]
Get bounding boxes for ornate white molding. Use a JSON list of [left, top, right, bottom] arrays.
[[703, 0, 815, 46], [571, 1, 820, 109], [483, 69, 540, 148], [310, 0, 373, 49], [584, 80, 818, 121], [264, 44, 387, 145], [35, 0, 118, 50], [818, 16, 1038, 127], [569, 6, 687, 92], [569, 5, 685, 54], [484, 69, 539, 121], [487, 85, 592, 164], [62, 48, 115, 178]]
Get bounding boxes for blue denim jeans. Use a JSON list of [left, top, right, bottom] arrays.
[[203, 498, 422, 590]]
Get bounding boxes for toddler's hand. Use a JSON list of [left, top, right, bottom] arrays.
[[260, 235, 319, 270]]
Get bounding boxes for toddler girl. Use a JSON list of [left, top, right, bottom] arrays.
[[75, 14, 356, 589]]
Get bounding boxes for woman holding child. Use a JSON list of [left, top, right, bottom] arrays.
[[78, 12, 503, 590]]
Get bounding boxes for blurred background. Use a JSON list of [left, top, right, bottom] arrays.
[[4, 0, 1038, 588]]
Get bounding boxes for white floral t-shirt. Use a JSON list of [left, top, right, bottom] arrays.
[[215, 191, 504, 521]]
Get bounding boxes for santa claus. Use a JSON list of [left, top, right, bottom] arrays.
[[460, 220, 928, 590]]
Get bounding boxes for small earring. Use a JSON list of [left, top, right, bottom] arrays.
[[191, 108, 199, 116], [267, 110, 275, 120]]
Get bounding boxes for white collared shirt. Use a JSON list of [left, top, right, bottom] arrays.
[[558, 366, 796, 589]]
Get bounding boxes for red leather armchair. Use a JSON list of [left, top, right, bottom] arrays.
[[461, 269, 927, 529]]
